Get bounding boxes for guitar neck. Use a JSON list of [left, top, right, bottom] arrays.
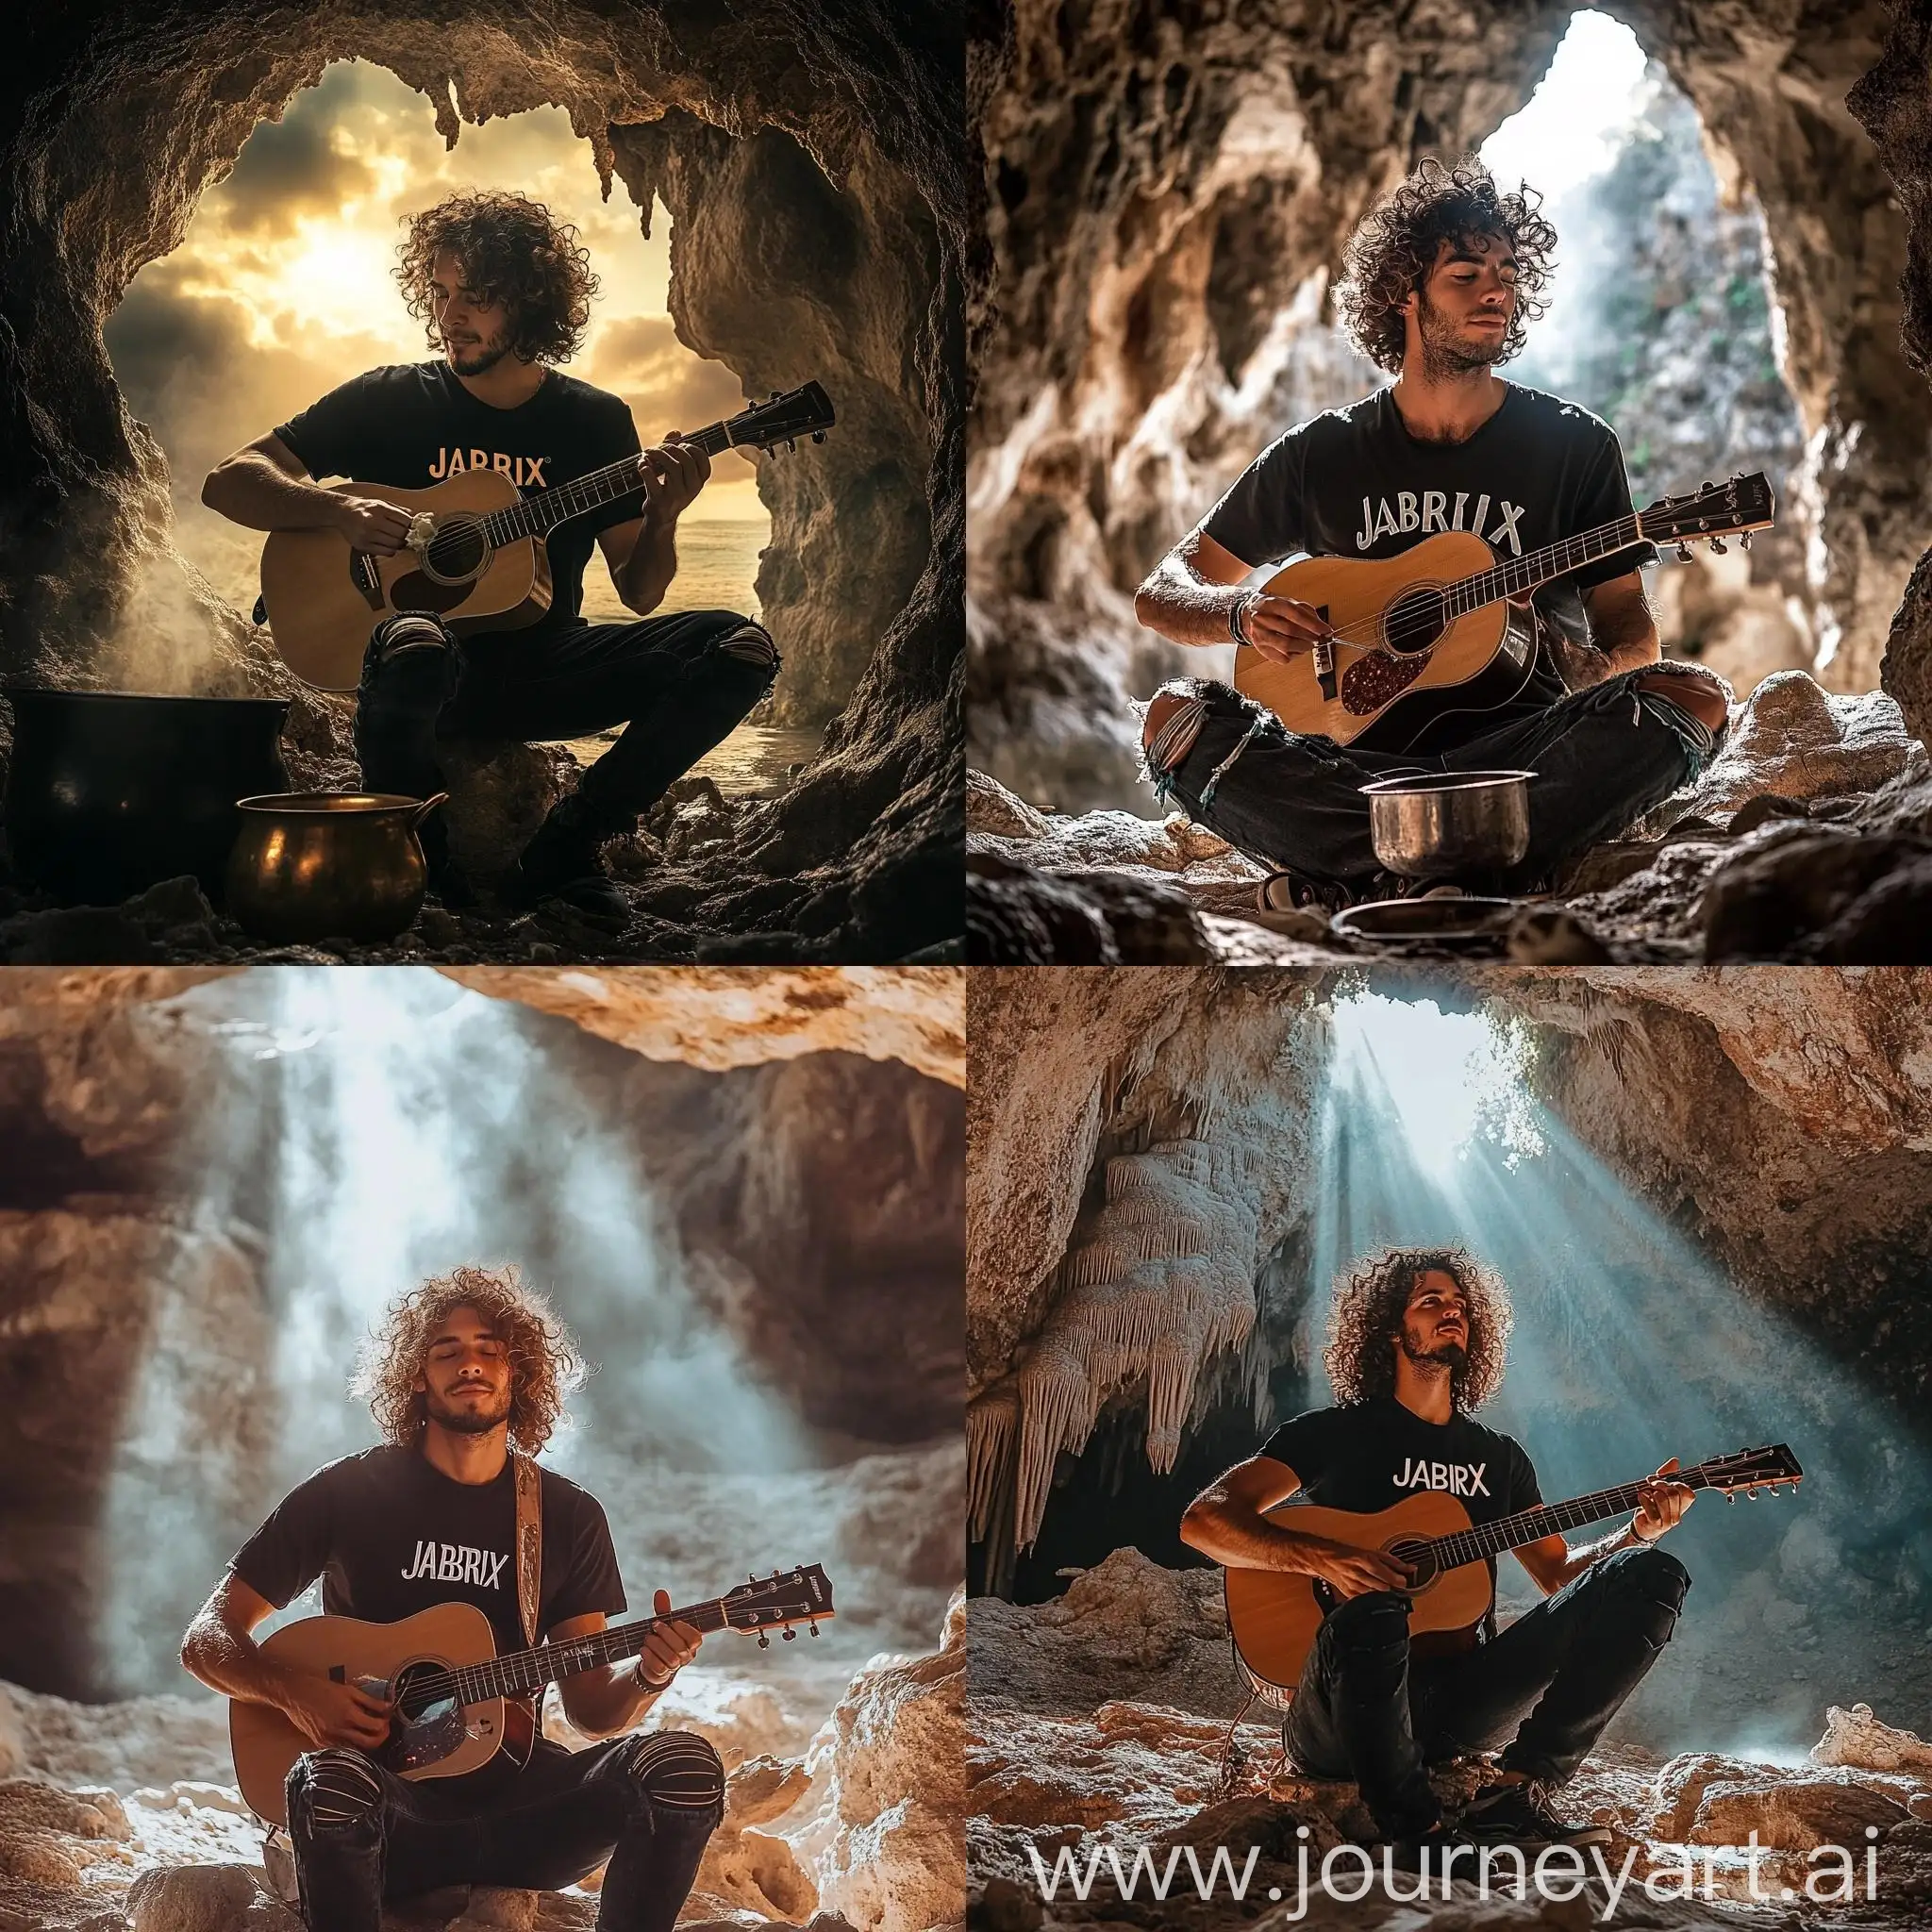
[[490, 417, 735, 543], [1443, 513, 1644, 620], [1427, 1469, 1719, 1573], [455, 1597, 730, 1706]]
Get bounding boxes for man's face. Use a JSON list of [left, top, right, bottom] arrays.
[[414, 1304, 514, 1436], [1397, 1269, 1470, 1374], [1405, 233, 1518, 375], [428, 250, 516, 377]]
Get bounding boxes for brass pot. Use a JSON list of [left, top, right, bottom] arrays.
[[226, 791, 449, 945], [1358, 770, 1534, 878]]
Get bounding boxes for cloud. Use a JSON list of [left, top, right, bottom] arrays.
[[210, 104, 375, 236], [589, 314, 751, 437]]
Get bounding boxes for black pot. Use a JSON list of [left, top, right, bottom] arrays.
[[2, 688, 292, 906]]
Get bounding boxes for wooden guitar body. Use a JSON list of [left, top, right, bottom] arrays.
[[1224, 1491, 1491, 1702], [230, 1603, 533, 1826], [259, 473, 551, 693], [1231, 532, 1538, 753]]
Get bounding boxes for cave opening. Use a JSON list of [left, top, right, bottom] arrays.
[[100, 58, 811, 790], [973, 985, 1932, 1757]]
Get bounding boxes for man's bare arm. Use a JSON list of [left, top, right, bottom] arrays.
[[201, 432, 412, 556], [1549, 572, 1660, 687], [1135, 528, 1339, 661], [1180, 1457, 1412, 1594], [180, 1573, 393, 1750]]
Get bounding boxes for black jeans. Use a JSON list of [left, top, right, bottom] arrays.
[[354, 608, 780, 839], [1146, 665, 1724, 892], [284, 1732, 725, 1932], [1281, 1545, 1690, 1838]]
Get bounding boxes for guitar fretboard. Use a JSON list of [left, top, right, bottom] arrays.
[[439, 1596, 733, 1708], [1442, 514, 1645, 620], [479, 420, 733, 548], [1427, 1471, 1721, 1574]]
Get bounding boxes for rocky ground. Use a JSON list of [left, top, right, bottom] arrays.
[[966, 1551, 1932, 1930], [967, 673, 1932, 963], [0, 1590, 966, 1932]]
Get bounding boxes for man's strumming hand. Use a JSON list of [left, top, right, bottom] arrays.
[[278, 1674, 395, 1751]]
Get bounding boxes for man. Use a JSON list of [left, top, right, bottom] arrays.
[[180, 1266, 724, 1931], [1135, 158, 1730, 910], [202, 189, 779, 922], [1180, 1247, 1692, 1857]]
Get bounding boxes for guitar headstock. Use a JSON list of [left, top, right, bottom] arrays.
[[1638, 472, 1774, 558], [1689, 1442, 1804, 1500], [727, 382, 836, 456], [723, 1564, 836, 1641]]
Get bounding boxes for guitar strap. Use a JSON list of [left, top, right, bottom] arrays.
[[513, 1448, 542, 1649]]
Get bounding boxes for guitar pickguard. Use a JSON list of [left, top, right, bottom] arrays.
[[387, 1695, 468, 1775], [1341, 651, 1426, 716]]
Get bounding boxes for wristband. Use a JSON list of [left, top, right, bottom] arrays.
[[1228, 591, 1259, 647], [638, 1663, 676, 1694]]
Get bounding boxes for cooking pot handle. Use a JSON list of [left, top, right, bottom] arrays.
[[410, 791, 451, 828]]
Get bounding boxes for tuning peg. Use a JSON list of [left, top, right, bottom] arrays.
[[1709, 536, 1726, 555], [749, 1574, 757, 1584], [1725, 1491, 1736, 1504], [812, 431, 825, 443], [1740, 531, 1752, 551], [758, 1633, 770, 1649], [1676, 542, 1693, 562], [808, 1622, 819, 1637], [782, 1628, 796, 1641]]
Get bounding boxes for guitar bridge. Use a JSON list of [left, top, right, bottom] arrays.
[[1311, 608, 1337, 702]]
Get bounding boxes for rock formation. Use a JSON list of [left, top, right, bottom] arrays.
[[966, 1552, 1932, 1929], [0, 0, 963, 963]]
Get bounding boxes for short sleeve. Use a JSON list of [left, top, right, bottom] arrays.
[[1200, 433, 1307, 570], [1257, 1408, 1332, 1491], [229, 1465, 337, 1609], [1561, 429, 1657, 594], [587, 400, 645, 535], [541, 1489, 628, 1634], [1506, 1438, 1543, 1515], [275, 373, 388, 480]]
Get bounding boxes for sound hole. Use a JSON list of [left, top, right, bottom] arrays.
[[425, 519, 488, 582], [1388, 1538, 1439, 1590], [391, 1657, 457, 1722], [1383, 587, 1448, 656]]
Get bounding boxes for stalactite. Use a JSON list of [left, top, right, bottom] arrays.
[[965, 1377, 1019, 1542], [1005, 1135, 1262, 1550]]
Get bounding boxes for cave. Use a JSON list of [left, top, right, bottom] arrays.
[[0, 0, 964, 969], [966, 0, 1932, 966], [964, 965, 1932, 1922], [0, 963, 966, 1931]]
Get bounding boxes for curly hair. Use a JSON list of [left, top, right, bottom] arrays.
[[1323, 1245, 1512, 1411], [395, 191, 600, 365], [352, 1263, 586, 1456], [1335, 157, 1557, 375]]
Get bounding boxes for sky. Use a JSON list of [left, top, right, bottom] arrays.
[[106, 60, 767, 616], [1479, 9, 1653, 201]]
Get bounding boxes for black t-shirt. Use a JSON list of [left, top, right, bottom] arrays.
[[230, 1444, 627, 1660], [1259, 1397, 1541, 1616], [1201, 382, 1657, 727], [275, 362, 645, 636]]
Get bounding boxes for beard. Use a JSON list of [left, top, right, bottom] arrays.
[[1400, 1329, 1468, 1378], [1415, 289, 1507, 381], [425, 1382, 512, 1435], [444, 331, 512, 376]]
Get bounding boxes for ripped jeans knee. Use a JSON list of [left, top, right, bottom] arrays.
[[1141, 686, 1207, 774], [621, 1730, 725, 1823], [288, 1747, 384, 1837]]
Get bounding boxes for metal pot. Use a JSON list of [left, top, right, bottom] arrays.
[[2, 688, 291, 904], [1359, 770, 1534, 878], [225, 792, 448, 945]]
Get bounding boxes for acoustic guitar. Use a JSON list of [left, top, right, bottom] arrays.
[[1224, 1444, 1801, 1706], [230, 1563, 834, 1825], [1231, 471, 1775, 754], [258, 381, 836, 692]]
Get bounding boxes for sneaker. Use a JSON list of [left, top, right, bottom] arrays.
[[1461, 1778, 1610, 1849]]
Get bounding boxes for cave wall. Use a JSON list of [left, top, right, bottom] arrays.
[[968, 0, 1932, 808], [0, 967, 963, 1699], [0, 0, 963, 958]]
